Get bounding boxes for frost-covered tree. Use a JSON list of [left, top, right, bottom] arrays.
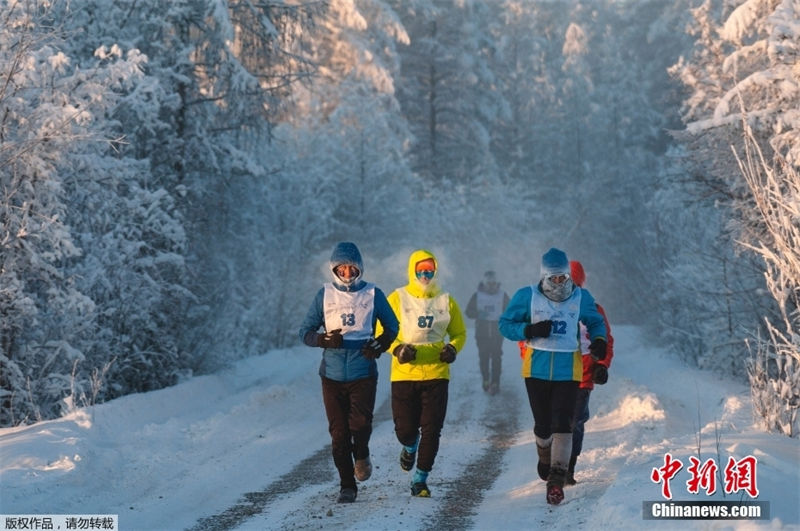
[[674, 0, 799, 164], [1, 0, 327, 425], [56, 0, 324, 367], [664, 0, 800, 378], [480, 1, 691, 323], [735, 127, 800, 437], [0, 1, 186, 424], [563, 1, 693, 321], [0, 5, 84, 423], [254, 0, 424, 346], [290, 0, 415, 238], [669, 0, 798, 208], [391, 0, 505, 185], [649, 151, 765, 374], [487, 1, 558, 187], [559, 21, 593, 182]]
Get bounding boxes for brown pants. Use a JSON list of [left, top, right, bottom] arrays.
[[321, 376, 377, 490]]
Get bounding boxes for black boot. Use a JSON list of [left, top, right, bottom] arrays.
[[536, 443, 551, 481], [546, 467, 567, 505], [566, 455, 577, 486]]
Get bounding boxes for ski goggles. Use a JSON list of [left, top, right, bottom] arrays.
[[415, 269, 435, 280]]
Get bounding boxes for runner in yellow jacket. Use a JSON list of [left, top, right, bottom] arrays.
[[385, 249, 467, 497]]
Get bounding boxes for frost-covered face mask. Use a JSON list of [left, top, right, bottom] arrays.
[[542, 274, 573, 302], [333, 264, 361, 286]]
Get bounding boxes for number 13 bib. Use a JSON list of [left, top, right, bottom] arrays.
[[323, 283, 375, 341]]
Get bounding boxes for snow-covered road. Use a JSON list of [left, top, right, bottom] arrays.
[[1, 326, 798, 530]]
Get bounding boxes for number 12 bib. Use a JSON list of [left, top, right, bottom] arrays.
[[527, 287, 582, 352]]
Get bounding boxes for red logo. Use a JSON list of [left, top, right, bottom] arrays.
[[651, 454, 759, 500]]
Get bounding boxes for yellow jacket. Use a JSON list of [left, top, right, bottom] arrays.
[[385, 249, 467, 381]]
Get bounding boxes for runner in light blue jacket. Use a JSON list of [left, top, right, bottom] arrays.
[[498, 247, 606, 506]]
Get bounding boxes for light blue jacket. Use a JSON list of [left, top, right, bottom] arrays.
[[498, 283, 606, 381]]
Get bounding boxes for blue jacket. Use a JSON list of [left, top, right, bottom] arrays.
[[299, 242, 399, 382], [498, 283, 606, 381], [299, 282, 398, 381]]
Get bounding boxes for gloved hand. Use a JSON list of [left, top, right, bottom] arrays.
[[393, 343, 417, 364], [589, 338, 607, 360], [592, 365, 608, 385], [361, 338, 383, 360], [439, 344, 457, 363], [524, 320, 552, 339], [317, 328, 343, 349]]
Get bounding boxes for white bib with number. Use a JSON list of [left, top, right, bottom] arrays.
[[323, 283, 375, 341], [476, 290, 504, 321], [527, 286, 582, 352], [397, 289, 450, 344]]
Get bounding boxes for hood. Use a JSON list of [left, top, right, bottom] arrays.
[[405, 248, 442, 297], [329, 241, 364, 291], [570, 260, 586, 287]]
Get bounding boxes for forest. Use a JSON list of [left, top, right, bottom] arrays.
[[1, 0, 798, 437]]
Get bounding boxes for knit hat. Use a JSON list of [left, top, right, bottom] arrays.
[[570, 261, 586, 287], [540, 248, 569, 279]]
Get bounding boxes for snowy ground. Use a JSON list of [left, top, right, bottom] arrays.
[[1, 325, 798, 530]]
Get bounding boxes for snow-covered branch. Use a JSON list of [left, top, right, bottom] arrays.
[[735, 125, 800, 437]]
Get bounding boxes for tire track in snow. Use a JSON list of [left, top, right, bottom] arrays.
[[186, 396, 395, 531], [187, 376, 520, 530], [187, 444, 333, 531], [423, 386, 522, 531]]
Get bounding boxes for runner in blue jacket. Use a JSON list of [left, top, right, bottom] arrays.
[[498, 247, 607, 506], [299, 242, 399, 504]]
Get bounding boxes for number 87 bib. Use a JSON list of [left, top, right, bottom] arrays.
[[398, 289, 450, 344]]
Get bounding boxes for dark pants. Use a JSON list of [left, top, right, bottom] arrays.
[[321, 376, 377, 490], [391, 379, 449, 472], [477, 335, 503, 386], [524, 378, 579, 439], [571, 388, 591, 457]]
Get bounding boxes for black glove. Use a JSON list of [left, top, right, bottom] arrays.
[[592, 365, 608, 385], [393, 343, 417, 364], [589, 338, 607, 361], [361, 338, 383, 360], [524, 320, 552, 339], [439, 344, 457, 363], [317, 328, 343, 349]]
